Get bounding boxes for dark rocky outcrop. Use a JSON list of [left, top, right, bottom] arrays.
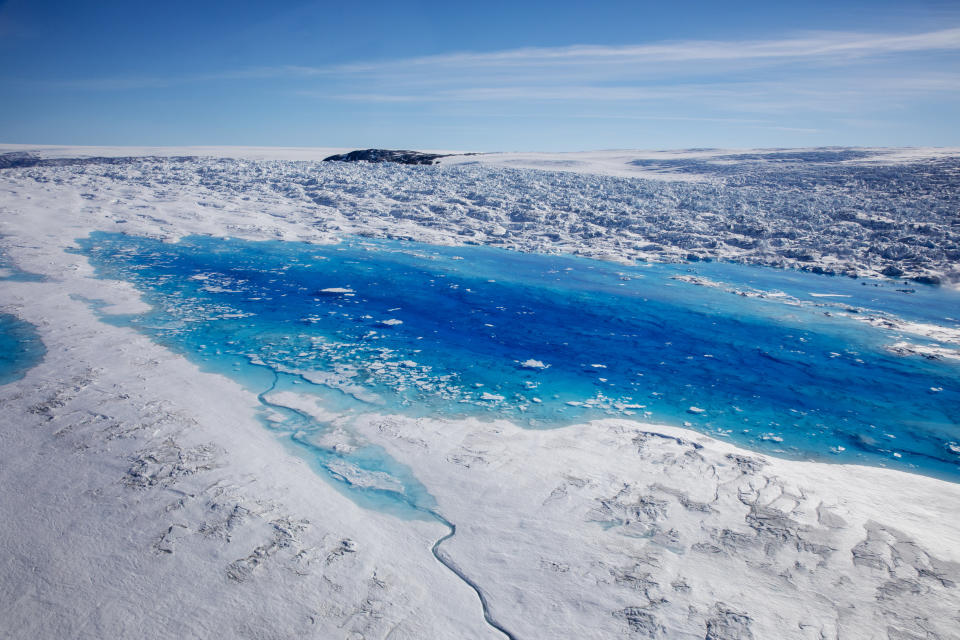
[[323, 149, 448, 165]]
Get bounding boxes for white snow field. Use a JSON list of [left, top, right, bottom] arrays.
[[1, 146, 959, 639], [3, 144, 958, 284]]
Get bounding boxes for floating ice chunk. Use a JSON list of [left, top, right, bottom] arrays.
[[687, 406, 705, 414], [480, 392, 504, 401], [378, 318, 403, 326], [325, 460, 405, 493], [263, 391, 342, 422], [201, 285, 241, 293], [318, 287, 354, 294], [595, 253, 634, 266], [520, 359, 549, 370], [590, 363, 606, 369]]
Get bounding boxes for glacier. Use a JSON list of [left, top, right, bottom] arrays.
[[1, 145, 959, 639]]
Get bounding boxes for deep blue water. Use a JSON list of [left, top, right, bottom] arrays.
[[0, 314, 45, 386], [74, 233, 960, 497]]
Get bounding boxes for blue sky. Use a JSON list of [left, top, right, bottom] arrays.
[[1, 0, 959, 150]]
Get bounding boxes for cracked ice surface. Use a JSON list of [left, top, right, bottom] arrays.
[[349, 413, 960, 639], [3, 145, 960, 283]]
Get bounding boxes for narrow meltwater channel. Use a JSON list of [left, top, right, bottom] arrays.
[[427, 515, 518, 640], [255, 367, 518, 640]]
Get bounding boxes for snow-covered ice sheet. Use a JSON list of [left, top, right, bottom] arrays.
[[2, 144, 960, 283], [347, 412, 960, 638], [1, 147, 959, 639]]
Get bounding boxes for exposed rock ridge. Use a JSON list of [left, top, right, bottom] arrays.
[[323, 148, 449, 165]]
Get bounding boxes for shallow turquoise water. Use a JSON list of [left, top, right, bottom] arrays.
[[74, 233, 960, 499], [0, 245, 46, 283], [0, 314, 45, 386]]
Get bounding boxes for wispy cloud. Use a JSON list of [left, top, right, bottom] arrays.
[[314, 73, 960, 112], [38, 27, 960, 92], [29, 25, 960, 136], [302, 27, 960, 111], [570, 114, 823, 134], [320, 85, 753, 103], [329, 27, 960, 73]]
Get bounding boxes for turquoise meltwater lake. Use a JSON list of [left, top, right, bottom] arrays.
[[0, 248, 46, 386], [75, 233, 960, 503], [0, 314, 44, 387]]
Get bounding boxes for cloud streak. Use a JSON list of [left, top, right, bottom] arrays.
[[312, 73, 960, 114], [39, 26, 960, 92], [28, 25, 960, 135], [330, 27, 960, 73], [295, 28, 960, 120]]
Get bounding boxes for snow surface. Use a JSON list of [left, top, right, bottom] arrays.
[[1, 146, 959, 639], [0, 144, 356, 161], [437, 145, 960, 180], [3, 144, 958, 283]]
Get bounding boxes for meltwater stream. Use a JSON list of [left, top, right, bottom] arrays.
[[75, 232, 960, 498], [253, 366, 518, 640]]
